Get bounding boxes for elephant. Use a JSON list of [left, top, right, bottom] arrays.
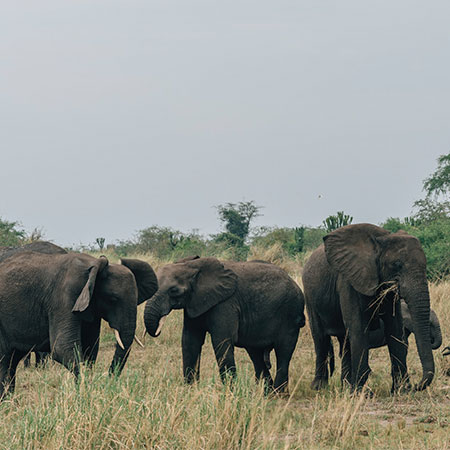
[[144, 256, 305, 392], [368, 300, 442, 350], [302, 223, 435, 392], [0, 241, 158, 397]]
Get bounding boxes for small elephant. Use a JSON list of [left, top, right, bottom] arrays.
[[303, 224, 435, 392], [368, 300, 442, 350], [0, 241, 158, 398], [144, 257, 305, 392]]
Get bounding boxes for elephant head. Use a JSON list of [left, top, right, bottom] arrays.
[[70, 255, 158, 373], [324, 223, 435, 390], [144, 257, 237, 337]]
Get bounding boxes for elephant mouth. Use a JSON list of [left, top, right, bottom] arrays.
[[155, 315, 167, 337]]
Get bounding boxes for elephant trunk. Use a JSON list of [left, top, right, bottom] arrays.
[[144, 292, 171, 338], [430, 311, 442, 350], [403, 284, 435, 390], [109, 321, 136, 375]]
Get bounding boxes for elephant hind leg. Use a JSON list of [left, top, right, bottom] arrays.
[[246, 347, 273, 388], [273, 333, 299, 394]]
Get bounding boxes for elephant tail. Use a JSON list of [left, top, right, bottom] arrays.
[[328, 337, 335, 377]]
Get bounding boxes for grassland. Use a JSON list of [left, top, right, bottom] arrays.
[[1, 251, 449, 449]]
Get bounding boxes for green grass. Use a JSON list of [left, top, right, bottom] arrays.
[[1, 259, 450, 449]]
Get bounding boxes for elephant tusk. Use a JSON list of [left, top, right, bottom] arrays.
[[141, 329, 147, 341], [134, 335, 145, 348], [114, 329, 125, 350], [443, 346, 450, 356], [155, 316, 166, 337]]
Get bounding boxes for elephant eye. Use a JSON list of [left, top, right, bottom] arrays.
[[169, 286, 180, 296], [392, 260, 403, 270]]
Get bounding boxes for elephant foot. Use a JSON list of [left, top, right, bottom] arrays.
[[391, 379, 412, 394], [311, 377, 328, 390]]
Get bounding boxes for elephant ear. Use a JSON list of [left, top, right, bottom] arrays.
[[185, 258, 238, 318], [72, 256, 109, 317], [323, 223, 390, 296], [119, 258, 158, 304]]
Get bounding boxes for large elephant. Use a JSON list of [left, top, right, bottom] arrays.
[[144, 257, 305, 392], [302, 224, 435, 392], [0, 241, 157, 397]]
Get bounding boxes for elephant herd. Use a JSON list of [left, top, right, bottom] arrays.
[[0, 223, 446, 399]]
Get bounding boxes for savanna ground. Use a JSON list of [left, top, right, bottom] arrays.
[[1, 249, 450, 449]]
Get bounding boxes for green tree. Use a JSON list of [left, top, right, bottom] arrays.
[[423, 152, 450, 198], [0, 218, 26, 247], [322, 211, 353, 233], [96, 237, 106, 251], [214, 201, 261, 260], [216, 201, 261, 242]]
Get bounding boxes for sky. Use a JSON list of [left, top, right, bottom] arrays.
[[1, 1, 449, 246]]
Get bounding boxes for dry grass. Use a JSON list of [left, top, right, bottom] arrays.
[[1, 255, 450, 449]]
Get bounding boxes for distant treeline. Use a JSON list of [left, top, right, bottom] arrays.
[[1, 153, 448, 280]]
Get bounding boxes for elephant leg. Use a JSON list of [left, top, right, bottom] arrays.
[[340, 285, 370, 391], [338, 334, 352, 387], [182, 320, 206, 384], [384, 302, 410, 392], [308, 310, 330, 390], [211, 333, 236, 382], [246, 347, 273, 388], [273, 334, 299, 394], [23, 353, 31, 368], [6, 350, 26, 395], [49, 317, 82, 378], [81, 319, 101, 366], [310, 333, 332, 390], [0, 350, 25, 398]]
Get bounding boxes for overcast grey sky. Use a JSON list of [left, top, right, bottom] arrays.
[[1, 1, 448, 246]]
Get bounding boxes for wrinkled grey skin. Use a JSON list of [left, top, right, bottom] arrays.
[[144, 257, 305, 392], [368, 300, 442, 350], [0, 241, 158, 398], [303, 224, 434, 392]]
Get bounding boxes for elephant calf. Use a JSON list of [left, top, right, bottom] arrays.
[[368, 300, 442, 351], [144, 257, 305, 392]]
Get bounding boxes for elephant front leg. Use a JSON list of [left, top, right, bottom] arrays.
[[182, 319, 206, 384], [384, 302, 410, 392], [338, 334, 352, 387], [211, 333, 236, 383], [81, 318, 101, 366], [49, 316, 82, 378], [340, 285, 371, 391]]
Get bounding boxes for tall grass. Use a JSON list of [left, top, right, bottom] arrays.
[[1, 256, 449, 449]]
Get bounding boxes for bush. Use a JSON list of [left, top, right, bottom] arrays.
[[251, 226, 327, 256], [115, 226, 207, 260]]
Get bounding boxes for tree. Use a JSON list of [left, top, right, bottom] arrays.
[[0, 218, 26, 247], [322, 211, 353, 233], [413, 152, 450, 223], [216, 201, 261, 243], [423, 152, 450, 198], [96, 237, 106, 251]]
